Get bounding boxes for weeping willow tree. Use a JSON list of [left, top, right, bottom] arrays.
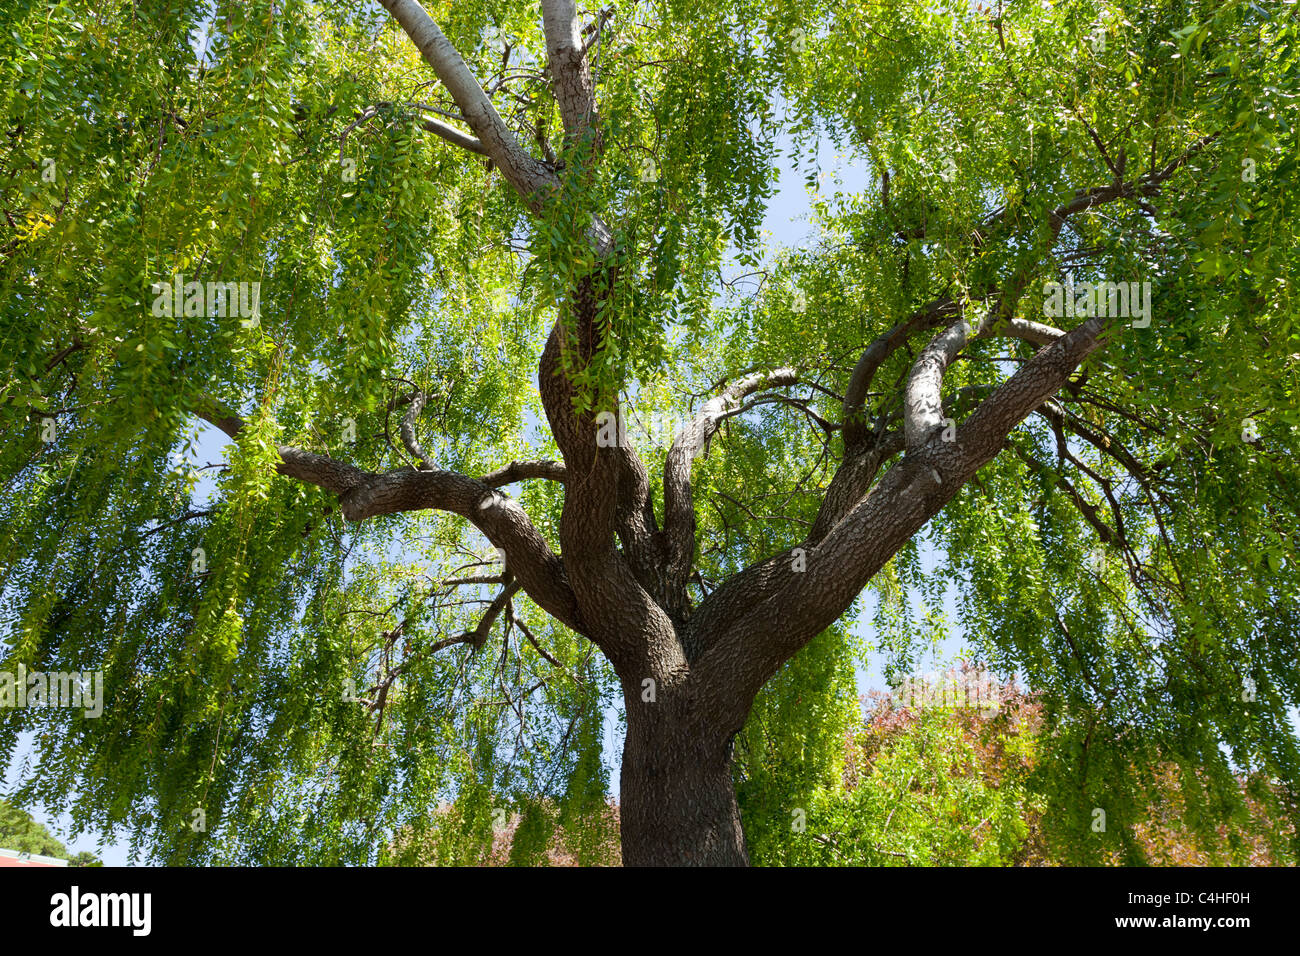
[[0, 0, 1297, 866]]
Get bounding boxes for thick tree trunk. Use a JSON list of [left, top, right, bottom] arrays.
[[617, 689, 749, 866]]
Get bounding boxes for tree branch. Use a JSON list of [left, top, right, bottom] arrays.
[[903, 311, 982, 451], [192, 398, 583, 634], [377, 0, 557, 208], [463, 577, 523, 650], [841, 295, 961, 447], [841, 133, 1214, 448], [661, 367, 799, 621], [541, 0, 600, 151], [399, 390, 431, 468], [478, 458, 567, 486], [696, 315, 1115, 728], [418, 114, 488, 156]]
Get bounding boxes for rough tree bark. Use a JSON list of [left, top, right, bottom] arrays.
[[188, 0, 1213, 865], [619, 676, 749, 866]]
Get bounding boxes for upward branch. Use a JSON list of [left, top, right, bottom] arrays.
[[696, 315, 1114, 728], [541, 0, 600, 151], [377, 0, 557, 207], [841, 134, 1216, 448], [661, 367, 800, 620], [376, 2, 641, 663], [687, 137, 1216, 721]]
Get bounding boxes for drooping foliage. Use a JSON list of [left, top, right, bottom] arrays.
[[1, 0, 1297, 864]]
